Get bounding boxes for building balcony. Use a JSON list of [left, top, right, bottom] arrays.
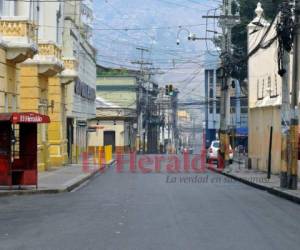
[[23, 41, 64, 77], [60, 58, 78, 84], [0, 17, 38, 63]]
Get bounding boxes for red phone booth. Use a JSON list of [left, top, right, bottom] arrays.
[[0, 112, 50, 188]]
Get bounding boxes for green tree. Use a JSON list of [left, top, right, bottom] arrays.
[[231, 0, 281, 89]]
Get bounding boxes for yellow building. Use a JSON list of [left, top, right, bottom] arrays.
[[19, 43, 64, 171], [52, 58, 78, 166], [0, 16, 37, 113], [178, 110, 191, 122], [1, 1, 96, 172], [15, 0, 66, 171]]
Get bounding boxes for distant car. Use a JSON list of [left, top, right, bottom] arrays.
[[206, 140, 233, 164], [181, 146, 194, 154]]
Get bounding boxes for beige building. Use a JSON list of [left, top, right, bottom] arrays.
[[88, 97, 137, 153], [90, 66, 139, 152], [247, 3, 299, 177]]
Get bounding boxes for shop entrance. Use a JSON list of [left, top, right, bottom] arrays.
[[104, 131, 115, 152]]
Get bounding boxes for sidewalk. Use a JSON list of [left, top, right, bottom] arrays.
[[0, 160, 114, 197], [209, 160, 300, 204]]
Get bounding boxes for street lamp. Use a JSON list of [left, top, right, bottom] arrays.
[[176, 27, 211, 45], [176, 27, 193, 45]]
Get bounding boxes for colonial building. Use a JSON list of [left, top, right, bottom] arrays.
[[88, 97, 137, 153], [16, 1, 64, 171], [63, 0, 96, 164], [0, 0, 96, 171], [0, 1, 37, 113], [247, 3, 292, 175], [94, 66, 139, 153], [0, 1, 61, 171]]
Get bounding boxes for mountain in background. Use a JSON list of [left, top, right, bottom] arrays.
[[93, 0, 219, 108]]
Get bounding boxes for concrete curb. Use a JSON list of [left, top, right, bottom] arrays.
[[209, 167, 300, 205], [0, 188, 64, 197], [0, 160, 116, 198]]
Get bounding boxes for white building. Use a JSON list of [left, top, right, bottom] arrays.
[[63, 0, 96, 162], [247, 3, 298, 176]]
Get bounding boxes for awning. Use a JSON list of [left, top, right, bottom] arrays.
[[0, 112, 50, 124], [236, 127, 248, 137]]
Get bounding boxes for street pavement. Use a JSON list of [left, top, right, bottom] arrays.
[[1, 154, 300, 250], [0, 163, 104, 196], [216, 161, 300, 203]]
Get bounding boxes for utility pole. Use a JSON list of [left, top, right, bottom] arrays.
[[280, 48, 290, 188], [193, 118, 196, 149], [172, 89, 179, 153], [289, 0, 300, 189], [203, 0, 239, 168], [202, 2, 239, 167], [132, 47, 152, 153], [278, 0, 298, 189], [218, 0, 236, 168], [277, 0, 292, 188]]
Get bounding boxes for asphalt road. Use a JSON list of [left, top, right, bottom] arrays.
[[1, 155, 300, 250]]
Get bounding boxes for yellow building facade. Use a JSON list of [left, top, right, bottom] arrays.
[[0, 2, 67, 172], [19, 43, 64, 171], [0, 48, 19, 113], [48, 58, 79, 166], [1, 1, 96, 171], [0, 16, 37, 114], [48, 75, 68, 167]]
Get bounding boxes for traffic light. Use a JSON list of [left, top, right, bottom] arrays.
[[165, 85, 169, 95], [231, 80, 236, 89], [169, 84, 174, 96], [165, 85, 174, 96]]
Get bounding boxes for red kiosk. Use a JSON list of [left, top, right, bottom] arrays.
[[0, 112, 50, 188]]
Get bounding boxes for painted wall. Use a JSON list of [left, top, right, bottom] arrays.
[[247, 5, 293, 174], [62, 1, 96, 163], [64, 20, 96, 121], [0, 47, 19, 113], [96, 76, 137, 109], [88, 120, 133, 151], [248, 106, 281, 173], [18, 1, 65, 170]]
